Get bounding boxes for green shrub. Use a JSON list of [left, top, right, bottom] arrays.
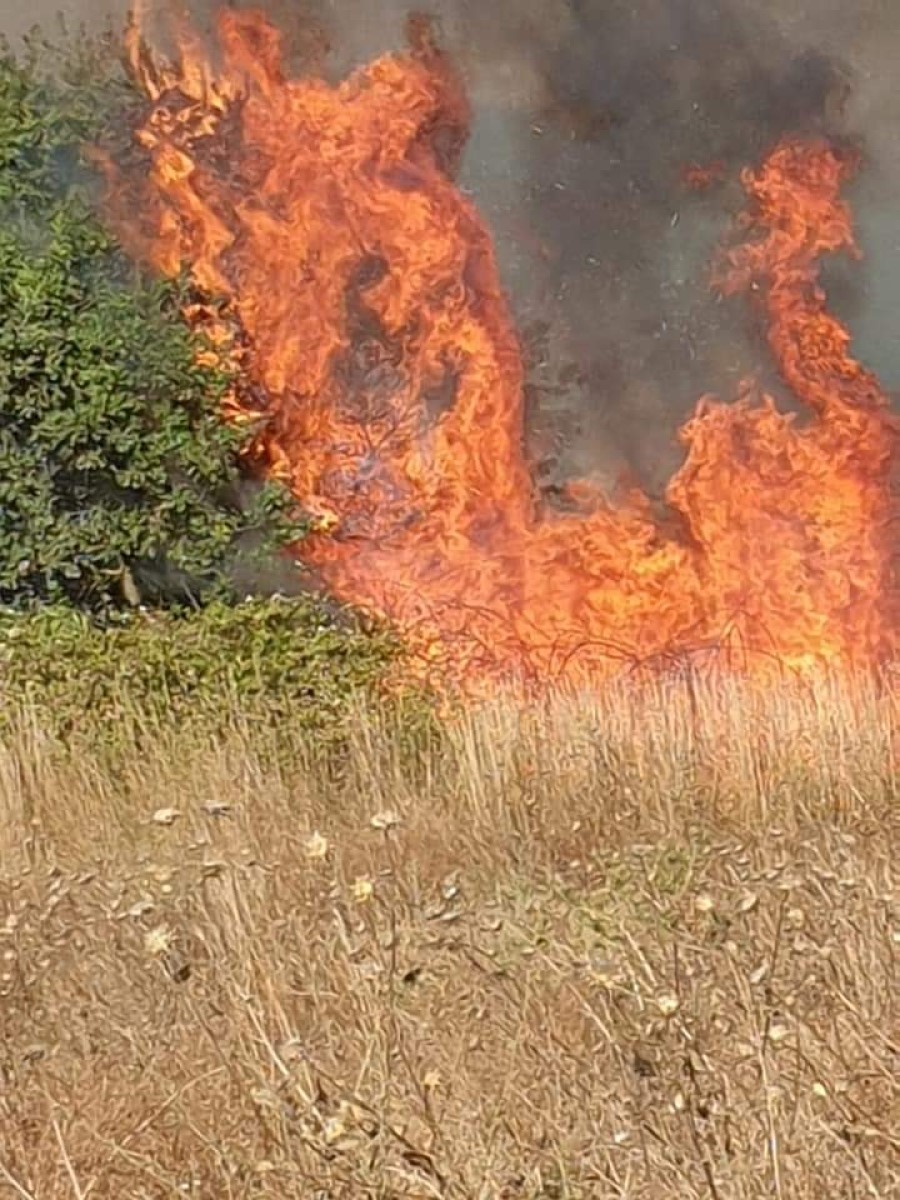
[[0, 32, 294, 614], [0, 598, 405, 740]]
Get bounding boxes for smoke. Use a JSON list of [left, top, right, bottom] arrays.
[[0, 0, 125, 42], [8, 0, 900, 499], [240, 0, 897, 496]]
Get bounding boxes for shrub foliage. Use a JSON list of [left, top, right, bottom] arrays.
[[0, 598, 402, 736], [0, 33, 293, 613]]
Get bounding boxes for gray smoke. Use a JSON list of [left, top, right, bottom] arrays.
[[311, 0, 900, 496], [5, 0, 899, 500]]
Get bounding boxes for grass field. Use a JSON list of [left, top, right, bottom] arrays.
[[0, 673, 897, 1198]]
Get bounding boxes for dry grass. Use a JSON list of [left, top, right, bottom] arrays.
[[0, 674, 897, 1198]]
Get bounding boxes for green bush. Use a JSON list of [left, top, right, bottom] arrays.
[[0, 34, 439, 760], [0, 32, 294, 613], [0, 598, 404, 739]]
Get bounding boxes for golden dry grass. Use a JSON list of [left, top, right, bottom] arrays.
[[0, 674, 898, 1198]]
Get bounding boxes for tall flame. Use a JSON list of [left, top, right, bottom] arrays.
[[103, 7, 898, 693]]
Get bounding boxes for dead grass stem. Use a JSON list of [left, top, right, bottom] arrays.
[[0, 673, 897, 1197]]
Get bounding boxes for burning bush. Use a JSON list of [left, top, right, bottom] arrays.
[[0, 33, 293, 615]]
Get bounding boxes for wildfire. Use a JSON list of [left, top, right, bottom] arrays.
[[102, 6, 898, 694]]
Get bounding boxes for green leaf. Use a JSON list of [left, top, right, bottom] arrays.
[[0, 36, 300, 615]]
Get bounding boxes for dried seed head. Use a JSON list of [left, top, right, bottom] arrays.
[[202, 801, 234, 819], [145, 925, 175, 956], [304, 831, 329, 860], [656, 992, 680, 1017], [151, 807, 180, 827], [323, 1114, 348, 1144], [352, 877, 374, 904], [278, 1038, 305, 1063], [370, 810, 401, 831], [737, 890, 759, 914]]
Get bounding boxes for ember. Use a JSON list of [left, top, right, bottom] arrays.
[[102, 6, 898, 695], [680, 161, 727, 191]]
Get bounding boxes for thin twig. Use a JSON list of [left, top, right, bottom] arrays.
[[0, 1159, 37, 1200], [53, 1118, 86, 1200]]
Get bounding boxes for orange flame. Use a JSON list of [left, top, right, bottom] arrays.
[[103, 7, 898, 694]]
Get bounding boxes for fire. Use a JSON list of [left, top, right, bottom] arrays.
[[102, 7, 898, 694]]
